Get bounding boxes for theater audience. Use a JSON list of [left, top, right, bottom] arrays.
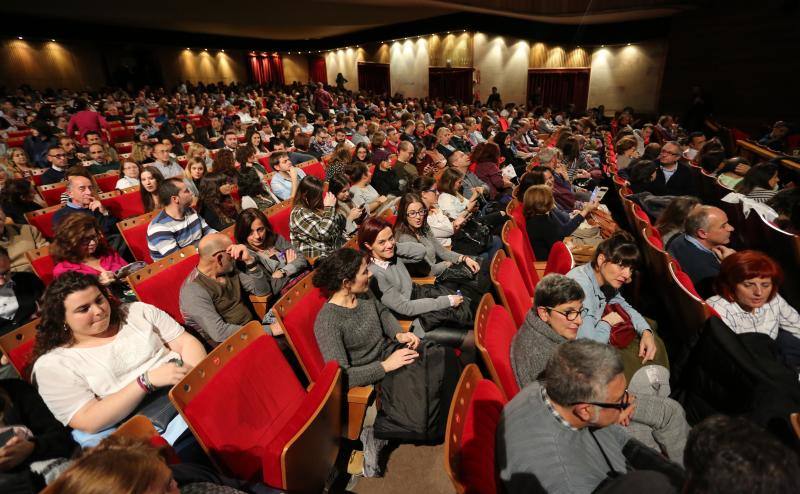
[[85, 144, 118, 175], [130, 142, 153, 166], [347, 161, 390, 213], [182, 156, 205, 198], [654, 196, 701, 247], [237, 167, 277, 211], [716, 156, 751, 189], [149, 143, 183, 179], [446, 150, 488, 201], [147, 178, 215, 261], [497, 339, 683, 494], [329, 173, 364, 237], [115, 160, 141, 190], [734, 161, 780, 203], [0, 206, 47, 272], [0, 247, 44, 336], [197, 173, 238, 231], [269, 151, 305, 201], [31, 273, 206, 446], [370, 150, 402, 197], [179, 233, 269, 345], [289, 175, 346, 259], [139, 166, 164, 213], [51, 215, 126, 283], [359, 217, 472, 348], [567, 233, 668, 378], [0, 377, 76, 492], [40, 147, 69, 185], [472, 142, 513, 202], [652, 142, 696, 196], [523, 185, 598, 260], [52, 175, 118, 241], [667, 206, 735, 297], [707, 251, 800, 371]]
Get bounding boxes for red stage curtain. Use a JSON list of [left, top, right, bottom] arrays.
[[429, 67, 473, 103], [309, 57, 327, 84], [527, 69, 590, 112], [250, 54, 285, 85]]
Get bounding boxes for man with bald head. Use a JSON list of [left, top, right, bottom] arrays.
[[667, 205, 735, 297], [179, 233, 270, 345]]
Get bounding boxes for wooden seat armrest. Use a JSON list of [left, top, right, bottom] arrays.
[[249, 294, 271, 321], [347, 385, 374, 405], [412, 276, 436, 285]]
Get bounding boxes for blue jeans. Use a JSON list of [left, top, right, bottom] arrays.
[[71, 414, 189, 448]]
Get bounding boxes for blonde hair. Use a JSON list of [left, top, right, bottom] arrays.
[[522, 185, 555, 216], [184, 156, 206, 180], [185, 142, 208, 161]]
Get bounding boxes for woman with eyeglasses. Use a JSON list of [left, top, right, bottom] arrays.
[[566, 231, 669, 379], [409, 176, 458, 247], [51, 214, 127, 286], [511, 273, 689, 463]]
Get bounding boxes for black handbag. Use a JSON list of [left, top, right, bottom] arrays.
[[451, 218, 493, 256]]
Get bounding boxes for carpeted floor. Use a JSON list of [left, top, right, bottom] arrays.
[[351, 443, 454, 494]]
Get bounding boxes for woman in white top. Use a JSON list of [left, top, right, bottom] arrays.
[[115, 160, 141, 190], [436, 167, 480, 220], [706, 250, 800, 370], [31, 272, 206, 447], [346, 161, 389, 213], [410, 175, 462, 247]]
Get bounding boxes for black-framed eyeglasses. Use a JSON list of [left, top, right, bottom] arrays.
[[425, 188, 439, 194], [544, 306, 588, 321], [407, 209, 428, 218], [570, 390, 630, 411]]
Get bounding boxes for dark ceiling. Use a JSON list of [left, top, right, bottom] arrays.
[[1, 0, 698, 43]]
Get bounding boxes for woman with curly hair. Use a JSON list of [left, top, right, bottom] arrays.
[[197, 172, 239, 231], [130, 142, 154, 166], [51, 215, 127, 284], [211, 148, 238, 181], [31, 272, 206, 446]]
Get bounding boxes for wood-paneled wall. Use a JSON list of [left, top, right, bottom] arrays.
[[156, 48, 247, 87], [530, 43, 590, 68], [0, 40, 105, 89]]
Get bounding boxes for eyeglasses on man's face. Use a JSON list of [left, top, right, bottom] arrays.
[[569, 390, 630, 411]]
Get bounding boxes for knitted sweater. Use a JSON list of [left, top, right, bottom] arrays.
[[395, 229, 461, 276], [314, 294, 402, 388], [511, 311, 567, 388]]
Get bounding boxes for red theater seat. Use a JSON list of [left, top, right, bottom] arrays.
[[490, 250, 532, 327], [273, 273, 373, 440], [474, 294, 521, 401], [0, 318, 39, 381], [128, 246, 198, 324], [265, 201, 291, 240], [299, 161, 325, 180], [37, 182, 67, 207], [544, 241, 574, 276], [118, 210, 160, 263], [169, 322, 342, 492], [25, 245, 55, 286], [93, 170, 121, 192], [100, 189, 145, 219], [24, 205, 61, 240], [444, 364, 506, 494], [501, 220, 538, 297]]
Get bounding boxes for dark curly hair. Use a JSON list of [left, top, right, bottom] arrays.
[[51, 214, 112, 264], [312, 247, 366, 295], [32, 272, 125, 365]]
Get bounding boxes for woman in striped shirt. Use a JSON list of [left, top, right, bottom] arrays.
[[734, 161, 780, 203]]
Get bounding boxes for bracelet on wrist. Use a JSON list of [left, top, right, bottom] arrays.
[[141, 372, 156, 393], [136, 374, 152, 393]]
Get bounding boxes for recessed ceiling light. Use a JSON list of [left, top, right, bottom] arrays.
[[17, 36, 23, 40]]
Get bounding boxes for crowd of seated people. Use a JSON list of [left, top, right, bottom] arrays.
[[0, 79, 798, 493]]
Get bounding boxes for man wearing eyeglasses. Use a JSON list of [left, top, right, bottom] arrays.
[[651, 141, 696, 197], [498, 339, 685, 494], [40, 146, 69, 185]]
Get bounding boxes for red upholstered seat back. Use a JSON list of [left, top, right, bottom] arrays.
[[506, 201, 532, 254], [279, 285, 329, 382], [102, 191, 145, 219], [182, 335, 307, 483], [301, 161, 325, 180], [25, 208, 59, 239], [0, 319, 39, 381], [38, 183, 67, 207], [460, 379, 505, 494], [123, 222, 154, 263], [503, 222, 538, 296], [30, 252, 55, 286], [672, 263, 702, 299], [132, 253, 198, 324], [544, 241, 573, 276], [94, 172, 120, 192], [491, 252, 532, 328], [484, 304, 521, 400], [267, 206, 291, 240]]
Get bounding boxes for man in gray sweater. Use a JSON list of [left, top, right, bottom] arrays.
[[497, 339, 683, 494], [511, 274, 689, 466], [179, 233, 270, 345]]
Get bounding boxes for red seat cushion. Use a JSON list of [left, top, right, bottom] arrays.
[[280, 286, 328, 382], [505, 224, 538, 296], [30, 254, 55, 286], [485, 306, 521, 399], [460, 379, 505, 494], [94, 173, 119, 193], [301, 162, 325, 180], [39, 185, 67, 207], [7, 341, 35, 380], [496, 257, 532, 327], [27, 210, 58, 239], [672, 264, 702, 299], [135, 254, 198, 324]]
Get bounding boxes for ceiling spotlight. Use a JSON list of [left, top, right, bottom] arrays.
[[626, 43, 632, 46], [185, 47, 190, 50], [50, 39, 56, 42], [203, 48, 208, 52], [17, 36, 23, 40], [601, 44, 605, 48]]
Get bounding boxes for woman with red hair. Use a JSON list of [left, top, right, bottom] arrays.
[[707, 250, 800, 369]]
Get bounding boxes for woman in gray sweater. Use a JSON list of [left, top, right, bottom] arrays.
[[358, 216, 473, 348], [312, 247, 421, 477]]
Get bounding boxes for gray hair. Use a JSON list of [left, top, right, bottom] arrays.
[[544, 340, 623, 405], [685, 205, 715, 236], [537, 147, 561, 164], [534, 274, 584, 309]]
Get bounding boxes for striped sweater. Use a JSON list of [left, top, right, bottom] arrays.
[[146, 207, 216, 261]]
